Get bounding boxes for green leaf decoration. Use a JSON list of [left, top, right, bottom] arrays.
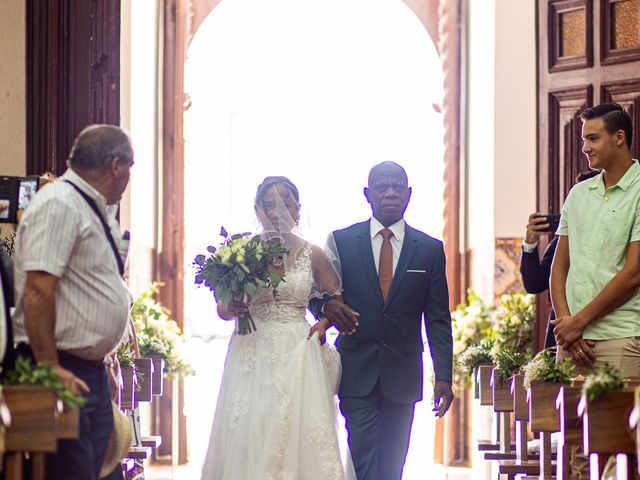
[[523, 349, 575, 388], [582, 363, 624, 401], [3, 356, 86, 410], [493, 347, 530, 381]]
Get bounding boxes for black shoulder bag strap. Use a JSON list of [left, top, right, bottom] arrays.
[[64, 180, 125, 276]]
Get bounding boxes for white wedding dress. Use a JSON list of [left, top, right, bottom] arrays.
[[201, 246, 355, 480]]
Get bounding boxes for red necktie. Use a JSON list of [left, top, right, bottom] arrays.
[[379, 228, 394, 301]]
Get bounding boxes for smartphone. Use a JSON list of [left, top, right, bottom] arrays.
[[18, 176, 39, 211], [534, 213, 560, 233], [0, 175, 40, 223]]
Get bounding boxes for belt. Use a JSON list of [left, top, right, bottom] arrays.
[[15, 343, 105, 367]]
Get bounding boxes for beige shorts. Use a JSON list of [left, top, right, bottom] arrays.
[[557, 336, 640, 377]]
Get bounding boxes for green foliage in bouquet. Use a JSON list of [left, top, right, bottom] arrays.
[[3, 356, 86, 410], [193, 227, 289, 335], [582, 363, 624, 401], [492, 291, 535, 356], [523, 349, 575, 388], [457, 338, 495, 377], [131, 283, 194, 378], [493, 347, 529, 381]]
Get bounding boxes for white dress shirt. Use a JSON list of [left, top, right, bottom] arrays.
[[12, 169, 130, 360], [522, 239, 538, 253], [370, 217, 405, 276]]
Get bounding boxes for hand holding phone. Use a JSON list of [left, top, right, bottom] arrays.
[[526, 212, 559, 242], [532, 214, 560, 233]]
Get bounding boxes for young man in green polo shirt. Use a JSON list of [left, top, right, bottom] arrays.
[[550, 103, 640, 374]]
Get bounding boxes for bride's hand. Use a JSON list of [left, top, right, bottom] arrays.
[[308, 318, 331, 345], [217, 300, 249, 320]]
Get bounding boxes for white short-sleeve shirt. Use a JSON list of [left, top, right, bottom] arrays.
[[12, 169, 130, 360]]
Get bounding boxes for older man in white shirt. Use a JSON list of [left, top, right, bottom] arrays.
[[12, 124, 133, 480]]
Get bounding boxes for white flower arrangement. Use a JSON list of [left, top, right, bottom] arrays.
[[522, 349, 574, 388], [132, 283, 194, 378], [492, 291, 535, 356]]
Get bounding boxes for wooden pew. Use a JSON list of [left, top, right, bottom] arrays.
[[555, 383, 583, 480], [528, 381, 563, 479], [2, 386, 58, 480], [579, 388, 636, 480], [511, 374, 530, 464], [486, 369, 517, 461], [478, 364, 495, 406], [476, 364, 508, 453], [496, 375, 543, 479], [141, 435, 162, 449], [120, 366, 137, 410], [133, 358, 154, 403]]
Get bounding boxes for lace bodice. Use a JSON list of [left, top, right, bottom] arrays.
[[248, 245, 313, 325]]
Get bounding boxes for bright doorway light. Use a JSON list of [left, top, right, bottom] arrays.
[[182, 0, 445, 477]]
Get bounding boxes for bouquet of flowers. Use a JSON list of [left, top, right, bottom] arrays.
[[194, 227, 289, 335]]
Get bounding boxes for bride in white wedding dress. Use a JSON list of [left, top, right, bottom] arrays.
[[201, 176, 356, 480]]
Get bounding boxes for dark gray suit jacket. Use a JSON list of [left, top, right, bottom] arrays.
[[331, 220, 453, 404]]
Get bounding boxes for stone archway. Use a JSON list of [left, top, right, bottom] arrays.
[[157, 0, 463, 466]]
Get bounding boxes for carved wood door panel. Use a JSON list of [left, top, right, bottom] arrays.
[[536, 0, 640, 350], [27, 0, 121, 176]]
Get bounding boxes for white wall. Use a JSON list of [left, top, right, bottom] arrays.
[[467, 0, 496, 300], [0, 0, 26, 177], [493, 0, 536, 238], [120, 0, 161, 294], [466, 0, 537, 300]]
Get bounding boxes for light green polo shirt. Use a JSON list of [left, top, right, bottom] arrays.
[[557, 159, 640, 340]]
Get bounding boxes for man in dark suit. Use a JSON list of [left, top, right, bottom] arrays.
[[322, 161, 454, 480], [520, 170, 599, 350]]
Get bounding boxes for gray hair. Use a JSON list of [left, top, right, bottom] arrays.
[[67, 125, 132, 179]]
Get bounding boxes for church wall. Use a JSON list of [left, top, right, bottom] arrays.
[[466, 0, 496, 301], [493, 0, 536, 239], [120, 0, 161, 295], [466, 0, 537, 302], [0, 0, 26, 177]]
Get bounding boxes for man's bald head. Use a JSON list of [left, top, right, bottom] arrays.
[[368, 161, 408, 187]]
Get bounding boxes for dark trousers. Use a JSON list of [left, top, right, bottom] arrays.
[[340, 381, 415, 480], [15, 344, 113, 480]]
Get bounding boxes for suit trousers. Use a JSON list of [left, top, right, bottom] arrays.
[[340, 380, 415, 480]]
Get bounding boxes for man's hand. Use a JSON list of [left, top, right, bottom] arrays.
[[323, 299, 359, 335], [525, 212, 550, 244], [551, 314, 588, 347], [308, 318, 331, 344], [433, 380, 454, 418], [53, 364, 90, 396], [565, 338, 596, 366]]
